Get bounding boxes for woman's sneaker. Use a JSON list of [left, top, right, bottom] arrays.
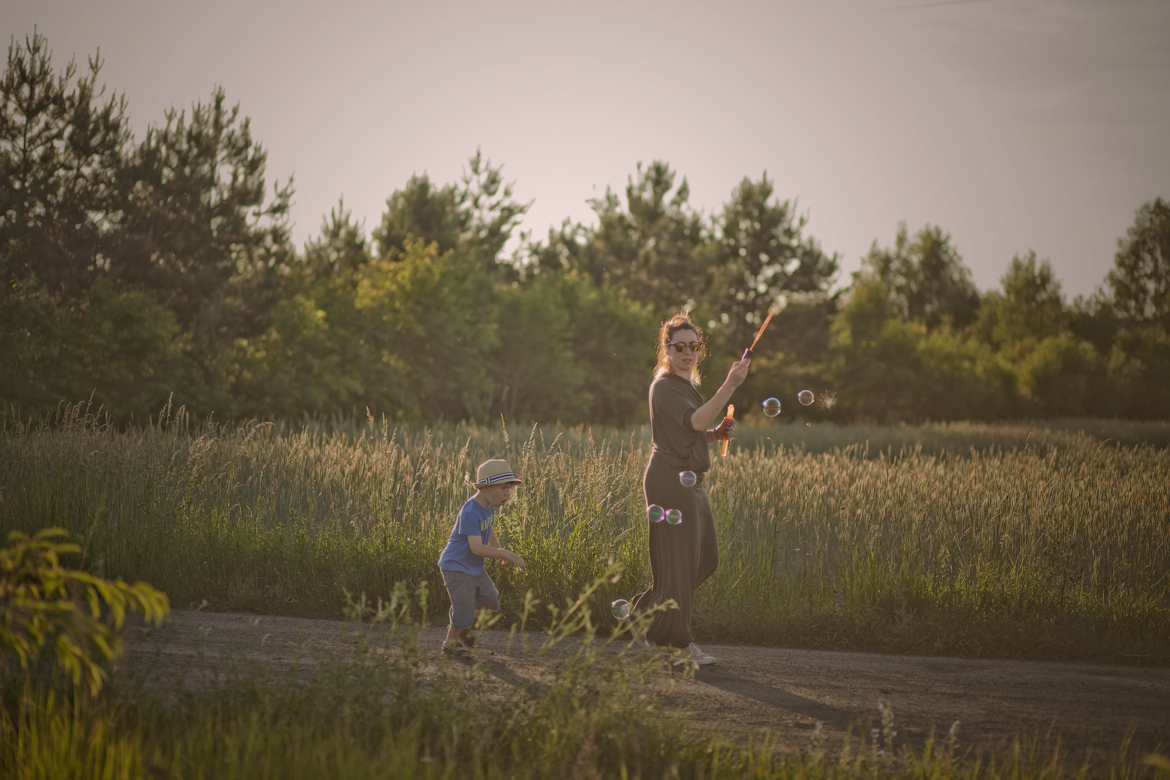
[[672, 643, 716, 665]]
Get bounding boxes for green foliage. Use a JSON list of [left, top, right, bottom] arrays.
[[0, 277, 67, 409], [1001, 334, 1103, 417], [3, 29, 1169, 426], [0, 31, 296, 424], [826, 276, 1006, 422], [114, 84, 294, 350], [829, 229, 1170, 422], [218, 237, 656, 424], [712, 173, 839, 352], [373, 150, 530, 276], [0, 277, 185, 422], [556, 272, 658, 424], [0, 32, 130, 295], [973, 251, 1067, 348], [0, 528, 169, 695], [359, 239, 498, 419], [568, 160, 714, 314], [860, 222, 980, 331], [1108, 197, 1170, 330], [493, 272, 656, 424], [302, 197, 371, 278], [232, 291, 362, 418], [1110, 325, 1170, 418], [494, 275, 586, 421]]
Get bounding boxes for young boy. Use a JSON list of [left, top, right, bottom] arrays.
[[437, 458, 525, 658]]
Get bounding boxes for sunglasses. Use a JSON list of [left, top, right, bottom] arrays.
[[667, 341, 702, 354]]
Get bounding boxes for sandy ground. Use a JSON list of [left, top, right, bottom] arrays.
[[123, 610, 1170, 766]]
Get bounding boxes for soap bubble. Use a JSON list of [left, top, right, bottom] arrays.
[[762, 397, 781, 417], [679, 470, 696, 487], [798, 389, 815, 406], [647, 504, 665, 523], [666, 508, 682, 525], [611, 599, 630, 620]]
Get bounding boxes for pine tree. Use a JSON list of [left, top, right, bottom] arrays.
[[1108, 197, 1170, 330], [0, 31, 130, 294]]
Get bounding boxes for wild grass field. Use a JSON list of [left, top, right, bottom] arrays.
[[2, 405, 1167, 664], [4, 406, 1170, 778]]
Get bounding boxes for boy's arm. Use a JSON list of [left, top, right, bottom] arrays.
[[468, 535, 524, 567]]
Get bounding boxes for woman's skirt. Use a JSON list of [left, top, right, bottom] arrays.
[[630, 452, 719, 648]]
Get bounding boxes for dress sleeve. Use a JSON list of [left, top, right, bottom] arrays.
[[652, 379, 698, 434]]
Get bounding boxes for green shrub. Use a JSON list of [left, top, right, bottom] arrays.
[[0, 528, 169, 694]]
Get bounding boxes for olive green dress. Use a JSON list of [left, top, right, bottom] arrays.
[[630, 373, 720, 649]]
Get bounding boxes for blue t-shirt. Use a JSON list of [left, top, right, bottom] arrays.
[[437, 497, 496, 576]]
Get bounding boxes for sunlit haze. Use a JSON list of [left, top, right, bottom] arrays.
[[7, 0, 1168, 297]]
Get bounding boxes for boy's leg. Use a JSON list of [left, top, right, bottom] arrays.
[[474, 572, 501, 613], [460, 573, 500, 648], [440, 570, 476, 655]]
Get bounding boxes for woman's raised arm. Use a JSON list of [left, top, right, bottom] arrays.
[[690, 358, 751, 431]]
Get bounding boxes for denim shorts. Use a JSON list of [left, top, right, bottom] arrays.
[[440, 569, 500, 629]]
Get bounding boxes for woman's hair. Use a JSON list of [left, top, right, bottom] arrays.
[[654, 312, 706, 385]]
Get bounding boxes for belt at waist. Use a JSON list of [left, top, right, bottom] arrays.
[[647, 451, 707, 487]]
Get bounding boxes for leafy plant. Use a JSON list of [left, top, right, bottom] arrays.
[[0, 527, 169, 695]]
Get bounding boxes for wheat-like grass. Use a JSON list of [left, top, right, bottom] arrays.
[[1, 405, 1167, 660]]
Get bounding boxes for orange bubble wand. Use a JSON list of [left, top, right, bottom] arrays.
[[721, 308, 776, 458], [719, 404, 735, 458], [742, 308, 776, 359]]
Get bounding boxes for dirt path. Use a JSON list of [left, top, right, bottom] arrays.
[[125, 610, 1170, 764]]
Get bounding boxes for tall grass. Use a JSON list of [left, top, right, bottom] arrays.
[[1, 404, 1167, 662]]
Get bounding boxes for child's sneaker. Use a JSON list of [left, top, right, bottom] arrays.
[[442, 643, 469, 659], [457, 628, 477, 650], [672, 643, 716, 665]]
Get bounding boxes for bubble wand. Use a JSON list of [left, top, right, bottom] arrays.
[[719, 403, 735, 457], [721, 308, 776, 458], [742, 307, 776, 360]]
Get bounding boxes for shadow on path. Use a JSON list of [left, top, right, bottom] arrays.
[[694, 666, 857, 731], [476, 658, 546, 697], [694, 666, 933, 751]]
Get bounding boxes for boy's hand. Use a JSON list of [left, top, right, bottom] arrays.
[[510, 552, 525, 568]]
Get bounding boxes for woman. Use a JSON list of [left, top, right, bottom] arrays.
[[628, 312, 751, 665]]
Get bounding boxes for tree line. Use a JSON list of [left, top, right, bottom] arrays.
[[3, 32, 1168, 426]]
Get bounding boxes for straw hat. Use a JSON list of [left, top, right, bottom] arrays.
[[473, 458, 522, 488]]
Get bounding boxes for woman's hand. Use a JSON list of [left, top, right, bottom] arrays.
[[712, 417, 735, 441], [724, 358, 751, 390], [691, 357, 752, 432]]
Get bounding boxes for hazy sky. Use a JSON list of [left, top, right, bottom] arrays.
[[7, 0, 1169, 297]]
